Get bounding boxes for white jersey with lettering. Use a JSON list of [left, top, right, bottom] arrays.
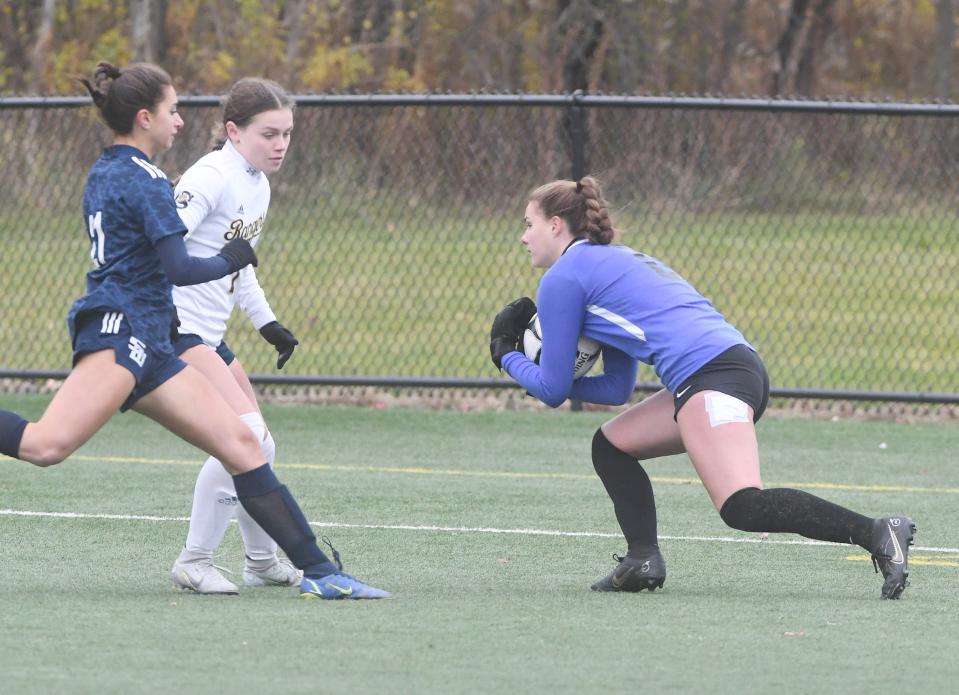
[[171, 140, 277, 345]]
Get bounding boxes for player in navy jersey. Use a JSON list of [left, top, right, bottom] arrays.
[[0, 61, 388, 600], [490, 176, 915, 599]]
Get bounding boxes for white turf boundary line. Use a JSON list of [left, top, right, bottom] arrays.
[[2, 508, 957, 554]]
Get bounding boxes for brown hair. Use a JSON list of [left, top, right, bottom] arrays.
[[80, 62, 173, 135], [212, 77, 294, 148], [528, 176, 617, 245]]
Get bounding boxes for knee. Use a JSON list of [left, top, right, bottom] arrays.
[[235, 424, 260, 453], [591, 428, 611, 470], [592, 428, 633, 472], [719, 487, 763, 531], [217, 426, 263, 476]]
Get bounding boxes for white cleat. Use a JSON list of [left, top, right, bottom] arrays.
[[243, 557, 302, 587], [171, 553, 239, 595]]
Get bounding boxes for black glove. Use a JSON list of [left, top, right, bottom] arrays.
[[218, 238, 258, 273], [259, 320, 299, 369], [489, 296, 536, 370]]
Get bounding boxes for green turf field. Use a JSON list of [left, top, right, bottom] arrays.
[[1, 393, 957, 694]]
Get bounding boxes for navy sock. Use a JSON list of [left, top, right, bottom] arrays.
[[0, 410, 28, 459], [592, 428, 659, 557], [720, 487, 874, 548], [233, 464, 338, 578]]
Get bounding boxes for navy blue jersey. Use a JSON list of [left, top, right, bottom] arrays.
[[68, 145, 188, 341], [502, 240, 750, 407]]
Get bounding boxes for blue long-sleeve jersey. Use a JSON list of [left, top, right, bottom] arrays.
[[501, 240, 750, 407]]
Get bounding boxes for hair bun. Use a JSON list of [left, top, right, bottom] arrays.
[[106, 65, 122, 79]]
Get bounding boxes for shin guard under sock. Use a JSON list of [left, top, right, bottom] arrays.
[[720, 487, 874, 547], [233, 463, 337, 578], [592, 428, 659, 556]]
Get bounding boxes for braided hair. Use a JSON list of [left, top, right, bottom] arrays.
[[527, 176, 617, 245]]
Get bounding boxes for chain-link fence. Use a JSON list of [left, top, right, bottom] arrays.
[[1, 95, 957, 402]]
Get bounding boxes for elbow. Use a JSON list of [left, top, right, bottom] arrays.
[[540, 392, 568, 409], [167, 269, 204, 287], [162, 266, 189, 286], [613, 383, 635, 405]]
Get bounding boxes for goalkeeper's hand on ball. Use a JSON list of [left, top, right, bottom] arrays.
[[489, 296, 536, 370], [260, 320, 299, 369]]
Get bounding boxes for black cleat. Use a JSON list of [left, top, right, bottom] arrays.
[[870, 516, 916, 600], [590, 550, 666, 593]]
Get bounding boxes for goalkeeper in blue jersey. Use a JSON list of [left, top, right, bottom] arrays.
[[0, 62, 388, 600], [489, 176, 914, 599]]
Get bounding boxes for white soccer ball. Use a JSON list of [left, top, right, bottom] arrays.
[[522, 313, 600, 379]]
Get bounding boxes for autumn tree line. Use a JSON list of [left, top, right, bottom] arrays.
[[2, 0, 958, 99]]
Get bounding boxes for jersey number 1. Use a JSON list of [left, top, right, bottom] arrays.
[[87, 211, 106, 267]]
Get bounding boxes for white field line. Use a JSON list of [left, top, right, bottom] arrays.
[[2, 508, 957, 554]]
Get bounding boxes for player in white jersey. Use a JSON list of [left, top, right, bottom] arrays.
[[168, 78, 306, 594]]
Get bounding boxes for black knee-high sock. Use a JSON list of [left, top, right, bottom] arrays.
[[0, 410, 28, 459], [592, 428, 658, 557], [720, 487, 874, 548], [233, 463, 338, 579]]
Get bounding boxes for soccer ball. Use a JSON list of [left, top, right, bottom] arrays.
[[522, 313, 600, 379]]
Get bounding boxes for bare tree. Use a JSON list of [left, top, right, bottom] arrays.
[[717, 0, 748, 93], [129, 0, 167, 63], [556, 0, 605, 178], [936, 0, 955, 99], [29, 0, 57, 93], [795, 0, 836, 96], [21, 0, 58, 204], [281, 0, 310, 86], [557, 0, 605, 93], [771, 0, 812, 95]]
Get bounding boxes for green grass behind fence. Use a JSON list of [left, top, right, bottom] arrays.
[[2, 208, 957, 392]]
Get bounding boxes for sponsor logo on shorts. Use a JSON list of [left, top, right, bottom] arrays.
[[128, 337, 147, 367], [101, 312, 124, 334]]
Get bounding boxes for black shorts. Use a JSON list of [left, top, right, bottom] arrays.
[[673, 344, 770, 422], [171, 333, 237, 366]]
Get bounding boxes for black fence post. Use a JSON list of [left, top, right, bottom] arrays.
[[569, 89, 586, 412]]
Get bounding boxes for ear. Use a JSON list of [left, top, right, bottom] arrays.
[[134, 107, 152, 131], [549, 216, 564, 237], [225, 121, 240, 142]]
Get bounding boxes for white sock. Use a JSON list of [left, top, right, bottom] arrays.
[[183, 411, 267, 556], [237, 426, 280, 562]]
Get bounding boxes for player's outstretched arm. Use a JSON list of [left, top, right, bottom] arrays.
[[155, 235, 257, 286]]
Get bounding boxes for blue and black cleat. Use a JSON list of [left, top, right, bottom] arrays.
[[300, 573, 392, 600]]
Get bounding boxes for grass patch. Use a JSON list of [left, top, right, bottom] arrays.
[[1, 393, 957, 693]]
